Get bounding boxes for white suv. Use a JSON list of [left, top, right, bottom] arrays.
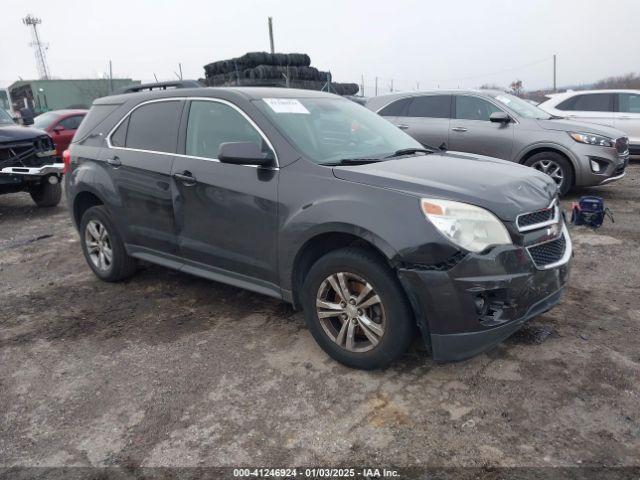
[[539, 90, 640, 158]]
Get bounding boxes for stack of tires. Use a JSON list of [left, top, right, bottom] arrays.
[[203, 52, 359, 96]]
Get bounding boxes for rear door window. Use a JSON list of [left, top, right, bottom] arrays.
[[405, 95, 451, 118], [617, 93, 640, 113], [556, 93, 614, 112], [124, 101, 182, 153], [185, 100, 267, 160], [454, 96, 502, 121], [378, 98, 411, 116]]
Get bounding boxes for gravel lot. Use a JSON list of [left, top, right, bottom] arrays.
[[1, 165, 639, 471]]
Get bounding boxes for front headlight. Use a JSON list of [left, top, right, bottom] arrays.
[[420, 199, 512, 253], [568, 132, 614, 147]]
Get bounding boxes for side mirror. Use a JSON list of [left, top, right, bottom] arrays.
[[218, 142, 274, 166], [53, 125, 65, 133], [490, 111, 511, 124]]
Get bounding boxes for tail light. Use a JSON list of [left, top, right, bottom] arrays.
[[62, 149, 71, 174]]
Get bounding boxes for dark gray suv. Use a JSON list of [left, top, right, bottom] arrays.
[[66, 86, 571, 369], [366, 90, 629, 195]]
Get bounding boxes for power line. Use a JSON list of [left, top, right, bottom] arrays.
[[436, 56, 553, 83]]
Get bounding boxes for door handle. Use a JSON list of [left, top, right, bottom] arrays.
[[173, 171, 197, 186], [452, 127, 468, 133], [395, 124, 409, 130], [106, 156, 121, 167]]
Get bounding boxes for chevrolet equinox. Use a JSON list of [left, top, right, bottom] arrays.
[[65, 86, 572, 369]]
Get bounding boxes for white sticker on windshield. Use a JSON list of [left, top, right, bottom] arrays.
[[263, 98, 310, 114]]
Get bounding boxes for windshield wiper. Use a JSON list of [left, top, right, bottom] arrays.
[[328, 157, 385, 166], [385, 147, 435, 158]]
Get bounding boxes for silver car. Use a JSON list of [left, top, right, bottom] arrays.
[[366, 90, 629, 194]]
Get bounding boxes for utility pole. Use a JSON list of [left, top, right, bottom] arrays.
[[553, 54, 557, 92], [108, 60, 113, 93], [375, 77, 378, 96], [268, 17, 275, 54], [389, 79, 393, 92], [23, 14, 50, 80], [179, 63, 183, 80]]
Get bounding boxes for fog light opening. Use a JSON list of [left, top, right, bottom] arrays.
[[474, 294, 489, 317]]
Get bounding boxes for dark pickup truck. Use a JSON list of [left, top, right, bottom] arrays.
[[0, 108, 63, 207]]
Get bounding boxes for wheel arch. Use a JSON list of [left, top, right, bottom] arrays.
[[72, 189, 105, 228], [288, 226, 397, 310], [517, 144, 577, 175]]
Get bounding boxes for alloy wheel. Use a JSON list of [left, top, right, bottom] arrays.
[[85, 220, 113, 272], [316, 272, 386, 352], [532, 159, 564, 186]]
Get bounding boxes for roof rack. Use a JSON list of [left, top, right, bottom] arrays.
[[118, 80, 203, 94]]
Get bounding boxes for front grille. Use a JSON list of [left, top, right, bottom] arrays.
[[516, 202, 558, 231], [528, 234, 566, 268], [614, 160, 627, 176], [0, 135, 55, 169], [615, 137, 629, 155]]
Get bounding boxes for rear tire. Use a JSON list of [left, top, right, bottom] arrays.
[[302, 247, 415, 370], [80, 205, 137, 282], [29, 180, 62, 207], [524, 152, 574, 195]]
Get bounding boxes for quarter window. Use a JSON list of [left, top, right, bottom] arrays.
[[556, 93, 614, 112], [186, 100, 267, 160], [405, 95, 451, 118], [110, 117, 129, 147], [378, 98, 411, 116], [124, 101, 181, 153], [617, 93, 640, 113], [455, 96, 502, 121]]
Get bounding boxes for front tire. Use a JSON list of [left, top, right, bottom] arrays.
[[524, 152, 574, 195], [29, 179, 62, 207], [80, 205, 137, 282], [302, 247, 415, 370]]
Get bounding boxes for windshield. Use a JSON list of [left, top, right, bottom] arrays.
[[33, 111, 62, 130], [493, 93, 551, 120], [254, 97, 423, 164], [0, 106, 14, 124]]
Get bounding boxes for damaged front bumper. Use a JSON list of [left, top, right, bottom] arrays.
[[398, 225, 572, 362]]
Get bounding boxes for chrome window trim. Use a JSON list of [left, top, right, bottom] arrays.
[[526, 222, 572, 270], [105, 97, 280, 169], [516, 198, 559, 233]]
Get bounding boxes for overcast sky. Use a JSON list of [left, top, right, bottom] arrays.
[[1, 0, 639, 93]]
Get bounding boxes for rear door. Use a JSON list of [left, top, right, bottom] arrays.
[[52, 115, 84, 157], [614, 92, 640, 148], [449, 95, 514, 159], [105, 99, 182, 257], [392, 95, 451, 149], [171, 99, 280, 293], [555, 93, 615, 128]]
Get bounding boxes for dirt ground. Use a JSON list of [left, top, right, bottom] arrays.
[[1, 165, 639, 471]]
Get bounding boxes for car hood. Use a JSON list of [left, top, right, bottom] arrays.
[[0, 125, 49, 143], [536, 118, 625, 138], [332, 152, 557, 221]]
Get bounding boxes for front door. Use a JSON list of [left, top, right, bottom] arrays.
[[561, 92, 616, 128], [52, 115, 84, 157], [105, 99, 182, 256], [449, 95, 514, 160], [171, 99, 279, 294]]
